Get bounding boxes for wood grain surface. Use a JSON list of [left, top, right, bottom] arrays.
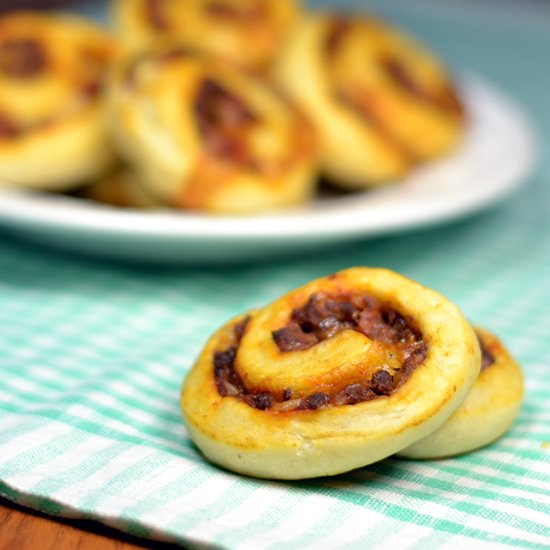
[[0, 498, 184, 550]]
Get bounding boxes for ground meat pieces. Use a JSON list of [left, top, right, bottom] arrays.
[[206, 1, 266, 20], [383, 57, 431, 104], [297, 392, 330, 410], [333, 383, 374, 406], [213, 318, 252, 397], [382, 56, 463, 116], [325, 18, 352, 56], [269, 292, 426, 403], [0, 114, 20, 139], [195, 78, 257, 163], [357, 306, 394, 343], [234, 316, 250, 341], [213, 346, 241, 396], [370, 370, 394, 395], [213, 346, 236, 374], [272, 321, 317, 351], [358, 304, 418, 345], [293, 293, 359, 332], [145, 0, 168, 30], [213, 294, 426, 411], [247, 393, 274, 411], [282, 293, 359, 350], [0, 39, 47, 77], [273, 292, 422, 354], [401, 341, 428, 375], [81, 80, 102, 98]]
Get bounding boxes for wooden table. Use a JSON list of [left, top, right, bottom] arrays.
[[0, 498, 184, 550]]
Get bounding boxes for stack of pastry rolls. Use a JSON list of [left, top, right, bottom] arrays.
[[0, 0, 466, 214], [181, 268, 524, 479]]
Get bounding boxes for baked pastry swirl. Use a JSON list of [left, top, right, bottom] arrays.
[[113, 0, 300, 73], [399, 327, 524, 459], [181, 267, 480, 479], [0, 12, 116, 190], [107, 48, 317, 213], [274, 14, 465, 189]]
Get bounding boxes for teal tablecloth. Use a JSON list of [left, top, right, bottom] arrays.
[[1, 1, 549, 548]]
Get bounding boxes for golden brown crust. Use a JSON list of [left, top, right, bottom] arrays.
[[107, 48, 318, 213], [0, 11, 117, 190], [399, 326, 524, 459], [181, 267, 480, 479], [113, 0, 301, 72], [274, 13, 465, 189]]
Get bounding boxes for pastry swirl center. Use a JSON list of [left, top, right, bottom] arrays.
[[213, 293, 427, 412], [323, 18, 463, 118], [194, 78, 258, 164], [272, 292, 422, 352]]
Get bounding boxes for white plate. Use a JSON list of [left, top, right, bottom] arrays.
[[0, 75, 536, 262]]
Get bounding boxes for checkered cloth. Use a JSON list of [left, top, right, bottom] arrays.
[[1, 1, 549, 548]]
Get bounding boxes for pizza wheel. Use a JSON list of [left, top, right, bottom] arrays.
[[399, 327, 524, 459], [113, 0, 300, 73], [181, 267, 480, 479], [273, 13, 465, 189], [107, 48, 318, 214], [0, 11, 116, 191]]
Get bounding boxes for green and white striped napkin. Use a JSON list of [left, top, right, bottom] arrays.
[[1, 1, 549, 548]]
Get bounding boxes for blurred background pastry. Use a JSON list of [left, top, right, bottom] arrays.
[[0, 11, 116, 191], [0, 2, 468, 215], [274, 13, 465, 189], [113, 0, 300, 73], [107, 48, 318, 214]]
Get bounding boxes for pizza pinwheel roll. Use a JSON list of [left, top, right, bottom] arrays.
[[0, 12, 116, 191], [181, 267, 480, 479], [274, 14, 465, 189], [113, 0, 300, 73], [399, 327, 524, 459], [107, 48, 317, 214]]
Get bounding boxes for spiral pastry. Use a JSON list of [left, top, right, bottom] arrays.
[[0, 12, 116, 191], [181, 267, 480, 479], [399, 327, 524, 459], [107, 48, 317, 214], [113, 0, 300, 73], [274, 14, 465, 189]]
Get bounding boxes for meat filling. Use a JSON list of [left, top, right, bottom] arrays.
[[206, 1, 267, 21], [194, 78, 258, 164], [273, 292, 423, 353], [145, 0, 168, 30], [324, 20, 463, 120], [0, 113, 20, 139], [0, 38, 47, 77], [382, 57, 463, 116], [325, 18, 352, 56], [213, 293, 427, 412]]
